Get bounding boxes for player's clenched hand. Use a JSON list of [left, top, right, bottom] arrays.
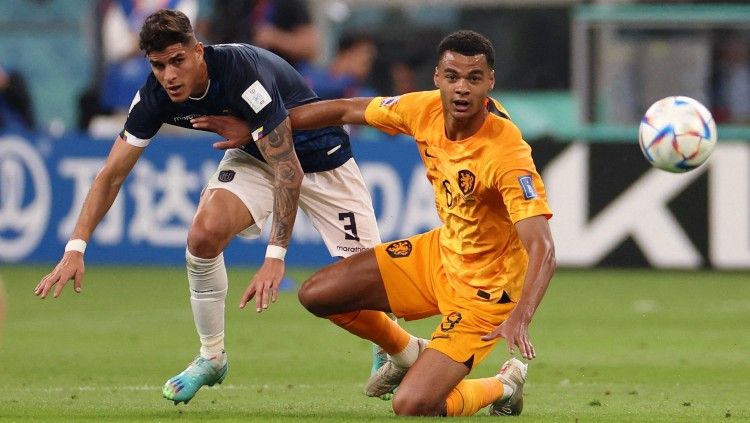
[[239, 258, 285, 312], [34, 252, 85, 299], [482, 315, 536, 360], [190, 115, 253, 150]]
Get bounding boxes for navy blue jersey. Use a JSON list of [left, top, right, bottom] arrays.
[[122, 44, 351, 173]]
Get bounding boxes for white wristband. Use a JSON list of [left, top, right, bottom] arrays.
[[265, 245, 287, 261], [65, 239, 87, 254]]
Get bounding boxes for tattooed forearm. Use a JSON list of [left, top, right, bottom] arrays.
[[260, 119, 292, 152], [257, 118, 303, 248]]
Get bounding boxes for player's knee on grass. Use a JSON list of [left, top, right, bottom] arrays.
[[392, 391, 444, 417]]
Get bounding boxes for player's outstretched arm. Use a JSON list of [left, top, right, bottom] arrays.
[[240, 117, 303, 312], [482, 215, 556, 359], [34, 136, 144, 299], [191, 97, 375, 151], [289, 97, 373, 130], [190, 115, 254, 150]]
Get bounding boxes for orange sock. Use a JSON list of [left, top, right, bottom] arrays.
[[445, 377, 505, 417], [329, 310, 410, 354]]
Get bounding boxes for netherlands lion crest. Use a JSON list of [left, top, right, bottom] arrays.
[[386, 240, 412, 258], [457, 169, 475, 198]]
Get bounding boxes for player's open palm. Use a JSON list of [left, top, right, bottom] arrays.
[[239, 258, 285, 313], [34, 252, 85, 299], [482, 314, 536, 360]]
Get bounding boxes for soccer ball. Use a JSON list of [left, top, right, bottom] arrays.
[[638, 96, 717, 173]]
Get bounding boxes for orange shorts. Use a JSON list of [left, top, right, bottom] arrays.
[[374, 228, 517, 369]]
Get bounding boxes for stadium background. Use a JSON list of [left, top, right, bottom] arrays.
[[2, 0, 749, 270], [1, 1, 749, 421]]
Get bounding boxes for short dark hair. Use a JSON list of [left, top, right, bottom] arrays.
[[139, 9, 195, 54], [437, 30, 495, 69]]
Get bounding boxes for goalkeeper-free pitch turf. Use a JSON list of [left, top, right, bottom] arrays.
[[1, 266, 748, 422]]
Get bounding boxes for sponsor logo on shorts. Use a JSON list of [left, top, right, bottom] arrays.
[[385, 240, 412, 258], [218, 170, 235, 182], [440, 311, 462, 332], [458, 169, 475, 196], [336, 245, 369, 254], [518, 175, 537, 200]]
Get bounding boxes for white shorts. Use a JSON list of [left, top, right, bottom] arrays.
[[205, 148, 381, 257]]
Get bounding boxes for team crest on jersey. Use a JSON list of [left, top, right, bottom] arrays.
[[440, 312, 462, 332], [457, 169, 476, 200], [518, 175, 537, 199], [380, 96, 400, 107], [218, 170, 235, 182], [386, 240, 412, 258]]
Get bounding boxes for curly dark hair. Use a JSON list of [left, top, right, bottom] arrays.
[[437, 30, 495, 69], [138, 9, 195, 54]]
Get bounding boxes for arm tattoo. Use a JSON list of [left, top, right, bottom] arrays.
[[257, 118, 303, 248]]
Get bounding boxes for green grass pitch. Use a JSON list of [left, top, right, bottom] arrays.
[[0, 265, 748, 422]]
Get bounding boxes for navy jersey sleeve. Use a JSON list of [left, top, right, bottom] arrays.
[[121, 90, 163, 147], [228, 56, 289, 142]]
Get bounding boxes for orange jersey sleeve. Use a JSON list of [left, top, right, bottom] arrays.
[[364, 92, 439, 137], [486, 122, 552, 224]]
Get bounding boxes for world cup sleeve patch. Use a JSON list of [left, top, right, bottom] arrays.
[[518, 175, 537, 200], [242, 80, 272, 113], [379, 96, 400, 107]]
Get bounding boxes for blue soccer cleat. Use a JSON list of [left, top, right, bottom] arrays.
[[371, 343, 389, 375], [370, 313, 399, 400], [365, 338, 428, 400], [371, 343, 393, 400], [163, 351, 228, 404]]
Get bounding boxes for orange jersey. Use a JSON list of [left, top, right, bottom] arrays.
[[365, 90, 552, 300]]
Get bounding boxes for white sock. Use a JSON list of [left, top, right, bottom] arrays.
[[497, 383, 514, 401], [186, 249, 228, 359], [390, 336, 421, 368]]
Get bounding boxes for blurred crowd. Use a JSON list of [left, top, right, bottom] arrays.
[[78, 0, 405, 135], [1, 0, 750, 134]]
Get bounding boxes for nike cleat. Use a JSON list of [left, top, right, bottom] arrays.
[[364, 338, 427, 398], [162, 352, 228, 405], [489, 358, 528, 416]]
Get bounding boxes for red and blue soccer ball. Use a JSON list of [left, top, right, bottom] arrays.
[[638, 96, 717, 173]]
